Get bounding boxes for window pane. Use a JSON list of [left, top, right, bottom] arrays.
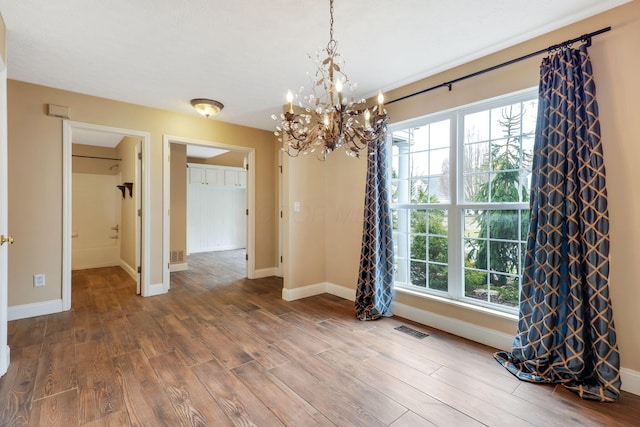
[[410, 260, 427, 287], [429, 264, 448, 291], [430, 120, 450, 149], [489, 210, 518, 240], [464, 110, 489, 142], [411, 127, 430, 152]]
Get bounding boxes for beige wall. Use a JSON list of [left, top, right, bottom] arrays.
[[287, 1, 640, 373], [7, 80, 278, 306], [170, 143, 187, 264], [72, 144, 120, 175]]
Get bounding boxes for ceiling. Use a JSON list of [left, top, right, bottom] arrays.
[[0, 0, 630, 131]]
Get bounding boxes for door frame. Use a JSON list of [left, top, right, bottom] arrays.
[[162, 135, 256, 291], [0, 45, 9, 377], [62, 121, 151, 309]]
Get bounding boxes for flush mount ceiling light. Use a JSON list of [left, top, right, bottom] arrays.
[[190, 98, 224, 118], [273, 0, 387, 160]]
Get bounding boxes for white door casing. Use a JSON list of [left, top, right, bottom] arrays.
[[0, 44, 10, 377], [63, 121, 152, 310]]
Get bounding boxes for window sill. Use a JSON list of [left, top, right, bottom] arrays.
[[394, 286, 519, 322]]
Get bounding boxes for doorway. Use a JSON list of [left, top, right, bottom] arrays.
[[162, 135, 256, 291], [62, 121, 151, 310]]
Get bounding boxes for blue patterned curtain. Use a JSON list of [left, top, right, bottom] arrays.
[[355, 120, 394, 320], [495, 43, 620, 402]]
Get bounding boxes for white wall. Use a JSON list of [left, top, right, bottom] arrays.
[[72, 173, 121, 269]]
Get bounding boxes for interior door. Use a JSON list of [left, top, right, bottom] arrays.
[[0, 38, 10, 377]]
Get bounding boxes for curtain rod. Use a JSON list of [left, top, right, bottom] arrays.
[[72, 155, 122, 161], [387, 26, 611, 105]]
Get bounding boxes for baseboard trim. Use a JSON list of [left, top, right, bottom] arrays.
[[621, 368, 640, 396], [119, 259, 137, 281], [282, 282, 329, 301], [170, 263, 188, 272], [8, 299, 64, 321], [391, 300, 514, 351], [72, 261, 119, 270], [254, 267, 280, 279], [289, 282, 639, 396]]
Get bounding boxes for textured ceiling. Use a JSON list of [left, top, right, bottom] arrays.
[[0, 0, 631, 131]]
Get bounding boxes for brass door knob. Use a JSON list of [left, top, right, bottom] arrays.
[[0, 235, 14, 246]]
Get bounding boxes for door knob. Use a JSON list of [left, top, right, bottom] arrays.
[[0, 235, 14, 246]]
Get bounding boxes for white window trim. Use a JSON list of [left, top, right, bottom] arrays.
[[389, 87, 537, 316]]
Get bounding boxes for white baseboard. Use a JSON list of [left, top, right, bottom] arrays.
[[621, 368, 640, 396], [391, 300, 515, 351], [170, 263, 188, 272], [146, 282, 166, 297], [119, 259, 137, 281], [282, 282, 330, 301], [254, 267, 280, 279], [8, 299, 63, 321], [286, 281, 639, 396]]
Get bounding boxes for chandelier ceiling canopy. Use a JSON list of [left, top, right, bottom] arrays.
[[273, 0, 388, 160]]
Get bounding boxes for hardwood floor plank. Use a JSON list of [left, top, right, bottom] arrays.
[[270, 359, 388, 427], [73, 306, 105, 343], [7, 316, 47, 349], [193, 357, 285, 426], [126, 311, 172, 358], [233, 360, 334, 426], [430, 365, 580, 426], [32, 329, 77, 400], [253, 310, 334, 356], [279, 312, 379, 361], [366, 352, 531, 426], [79, 409, 132, 427], [389, 411, 437, 427], [0, 344, 41, 426], [76, 340, 124, 425], [273, 345, 408, 425], [100, 311, 140, 358], [112, 350, 182, 427], [206, 305, 290, 370], [149, 351, 233, 427], [318, 347, 483, 426], [194, 323, 254, 369], [28, 389, 78, 427]]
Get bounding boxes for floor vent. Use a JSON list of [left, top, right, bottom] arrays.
[[394, 325, 429, 339]]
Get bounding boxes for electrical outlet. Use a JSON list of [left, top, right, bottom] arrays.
[[33, 274, 45, 287]]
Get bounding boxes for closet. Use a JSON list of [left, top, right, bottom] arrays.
[[187, 163, 246, 253]]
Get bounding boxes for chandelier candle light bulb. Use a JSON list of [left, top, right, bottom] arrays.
[[273, 0, 388, 160]]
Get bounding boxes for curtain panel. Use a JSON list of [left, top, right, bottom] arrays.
[[495, 43, 620, 402], [355, 120, 394, 321]]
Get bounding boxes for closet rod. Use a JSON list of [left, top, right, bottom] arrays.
[[72, 155, 122, 161], [387, 26, 611, 105]]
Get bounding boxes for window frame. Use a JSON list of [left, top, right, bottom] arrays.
[[388, 87, 537, 315]]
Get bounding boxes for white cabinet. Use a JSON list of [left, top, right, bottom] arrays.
[[188, 165, 224, 186], [224, 169, 247, 188]]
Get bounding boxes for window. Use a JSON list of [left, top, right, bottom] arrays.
[[390, 90, 537, 313]]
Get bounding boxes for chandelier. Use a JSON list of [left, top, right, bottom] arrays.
[[273, 0, 388, 160]]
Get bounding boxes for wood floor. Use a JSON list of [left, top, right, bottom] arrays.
[[1, 250, 639, 426]]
